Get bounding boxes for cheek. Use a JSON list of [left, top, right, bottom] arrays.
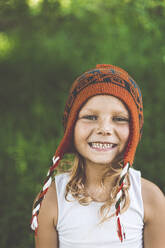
[[74, 123, 87, 146], [74, 124, 80, 144], [74, 122, 94, 153], [119, 125, 130, 143], [74, 123, 88, 153], [74, 122, 92, 140]]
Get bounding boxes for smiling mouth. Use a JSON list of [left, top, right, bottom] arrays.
[[88, 142, 117, 150]]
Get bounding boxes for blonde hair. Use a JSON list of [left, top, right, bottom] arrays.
[[64, 153, 130, 223]]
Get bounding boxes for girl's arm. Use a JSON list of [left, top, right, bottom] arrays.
[[34, 182, 59, 248], [142, 178, 165, 248]]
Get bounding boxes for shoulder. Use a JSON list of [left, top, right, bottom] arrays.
[[33, 181, 58, 227], [141, 177, 165, 223], [33, 182, 59, 247], [141, 178, 165, 247], [141, 177, 164, 204]]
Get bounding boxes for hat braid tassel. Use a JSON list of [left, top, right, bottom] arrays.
[[115, 162, 130, 242], [31, 155, 60, 235]]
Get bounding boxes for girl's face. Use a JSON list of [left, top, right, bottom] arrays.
[[74, 95, 130, 167]]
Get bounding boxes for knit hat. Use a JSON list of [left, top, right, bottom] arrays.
[[31, 64, 143, 242]]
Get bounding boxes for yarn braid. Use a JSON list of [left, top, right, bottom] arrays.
[[31, 156, 60, 234], [115, 162, 130, 242]]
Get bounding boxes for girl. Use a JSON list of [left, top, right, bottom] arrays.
[[31, 64, 165, 248]]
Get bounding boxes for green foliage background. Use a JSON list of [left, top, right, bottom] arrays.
[[0, 0, 165, 247]]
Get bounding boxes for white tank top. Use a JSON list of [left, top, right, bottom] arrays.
[[55, 168, 144, 248]]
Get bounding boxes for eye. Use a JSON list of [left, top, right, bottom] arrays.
[[113, 116, 129, 122], [82, 115, 98, 120]]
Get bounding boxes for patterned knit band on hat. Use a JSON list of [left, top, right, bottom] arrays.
[[31, 64, 143, 242]]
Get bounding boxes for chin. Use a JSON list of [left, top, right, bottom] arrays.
[[85, 156, 117, 167]]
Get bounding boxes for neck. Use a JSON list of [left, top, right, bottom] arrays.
[[85, 163, 116, 202], [84, 160, 120, 202], [85, 161, 107, 185]]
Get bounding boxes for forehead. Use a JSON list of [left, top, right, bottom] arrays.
[[79, 95, 129, 114]]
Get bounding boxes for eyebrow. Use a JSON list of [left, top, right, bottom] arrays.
[[112, 111, 129, 117], [79, 108, 97, 114], [79, 108, 129, 117]]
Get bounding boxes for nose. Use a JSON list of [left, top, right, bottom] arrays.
[[96, 119, 113, 136], [96, 128, 112, 136]]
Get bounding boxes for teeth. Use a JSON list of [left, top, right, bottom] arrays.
[[91, 142, 114, 149]]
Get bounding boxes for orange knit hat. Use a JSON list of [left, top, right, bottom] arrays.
[[57, 64, 143, 164], [31, 64, 143, 242]]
